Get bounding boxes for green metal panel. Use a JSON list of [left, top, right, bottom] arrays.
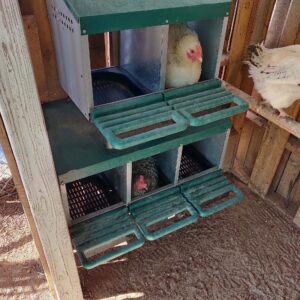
[[129, 188, 198, 241], [181, 170, 244, 217], [43, 100, 232, 184], [71, 207, 144, 269], [62, 0, 231, 34]]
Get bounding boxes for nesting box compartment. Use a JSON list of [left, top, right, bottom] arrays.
[[43, 0, 249, 269], [45, 0, 246, 150]]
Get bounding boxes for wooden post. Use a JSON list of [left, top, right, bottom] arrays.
[[0, 117, 57, 299], [0, 1, 83, 299]]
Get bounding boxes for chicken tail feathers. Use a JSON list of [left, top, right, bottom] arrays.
[[245, 43, 266, 68]]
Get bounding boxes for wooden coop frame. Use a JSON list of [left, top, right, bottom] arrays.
[[0, 0, 299, 299]]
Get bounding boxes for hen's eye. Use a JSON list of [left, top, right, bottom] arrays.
[[191, 50, 195, 53]]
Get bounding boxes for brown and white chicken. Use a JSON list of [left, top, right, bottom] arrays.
[[247, 44, 300, 117], [166, 24, 202, 88]]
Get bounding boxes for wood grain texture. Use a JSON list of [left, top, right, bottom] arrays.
[[247, 0, 300, 196], [23, 15, 48, 101], [32, 0, 67, 102], [250, 124, 290, 195], [276, 153, 300, 198], [0, 117, 57, 299], [0, 1, 83, 299], [223, 0, 275, 171], [286, 136, 300, 157]]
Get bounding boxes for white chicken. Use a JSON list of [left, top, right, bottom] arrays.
[[246, 44, 300, 117], [166, 24, 203, 88]]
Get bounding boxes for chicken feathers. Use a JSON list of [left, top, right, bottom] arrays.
[[246, 44, 300, 117], [132, 157, 159, 198], [166, 24, 202, 88]]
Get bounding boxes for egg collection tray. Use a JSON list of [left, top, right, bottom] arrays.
[[91, 79, 248, 150]]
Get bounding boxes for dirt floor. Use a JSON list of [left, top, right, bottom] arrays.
[[1, 162, 300, 299]]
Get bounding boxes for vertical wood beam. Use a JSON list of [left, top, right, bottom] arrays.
[[31, 0, 66, 102], [0, 1, 83, 299], [0, 117, 57, 299]]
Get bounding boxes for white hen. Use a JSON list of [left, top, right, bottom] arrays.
[[166, 24, 202, 88], [247, 44, 300, 117]]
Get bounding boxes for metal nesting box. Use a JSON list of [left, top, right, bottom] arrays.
[[46, 0, 240, 150], [43, 0, 249, 269]]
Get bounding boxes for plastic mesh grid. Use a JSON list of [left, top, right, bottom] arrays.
[[66, 175, 121, 220], [179, 148, 210, 180]]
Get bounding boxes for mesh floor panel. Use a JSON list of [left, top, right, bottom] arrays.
[[179, 147, 212, 180], [66, 175, 121, 220]]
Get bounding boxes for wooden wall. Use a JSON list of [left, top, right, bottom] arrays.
[[225, 0, 300, 219], [18, 0, 106, 103]]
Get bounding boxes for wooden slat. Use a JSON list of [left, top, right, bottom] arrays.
[[250, 124, 290, 195], [0, 1, 83, 299], [276, 153, 300, 198], [243, 123, 265, 174], [89, 34, 106, 69], [0, 117, 57, 299], [286, 137, 300, 157], [19, 0, 33, 15], [234, 119, 254, 176], [270, 150, 291, 193], [31, 0, 66, 102], [225, 83, 300, 139], [23, 15, 48, 101]]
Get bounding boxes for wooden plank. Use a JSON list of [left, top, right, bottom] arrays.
[[270, 150, 291, 193], [250, 124, 290, 195], [291, 177, 300, 203], [276, 153, 300, 198], [279, 0, 300, 46], [19, 0, 33, 15], [23, 15, 48, 101], [286, 136, 300, 157], [243, 123, 265, 174], [0, 117, 57, 299], [234, 119, 254, 175], [224, 82, 300, 139], [0, 1, 83, 299], [265, 0, 291, 47], [89, 34, 106, 70], [31, 0, 67, 102]]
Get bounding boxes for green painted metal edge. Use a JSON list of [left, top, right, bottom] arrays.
[[43, 99, 232, 184], [62, 120, 231, 183], [71, 207, 145, 269], [181, 170, 244, 217], [62, 1, 231, 35], [95, 111, 188, 150], [129, 188, 198, 241]]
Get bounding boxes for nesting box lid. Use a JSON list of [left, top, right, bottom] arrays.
[[63, 0, 231, 35]]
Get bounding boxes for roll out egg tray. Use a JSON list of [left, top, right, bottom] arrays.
[[91, 79, 248, 150]]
